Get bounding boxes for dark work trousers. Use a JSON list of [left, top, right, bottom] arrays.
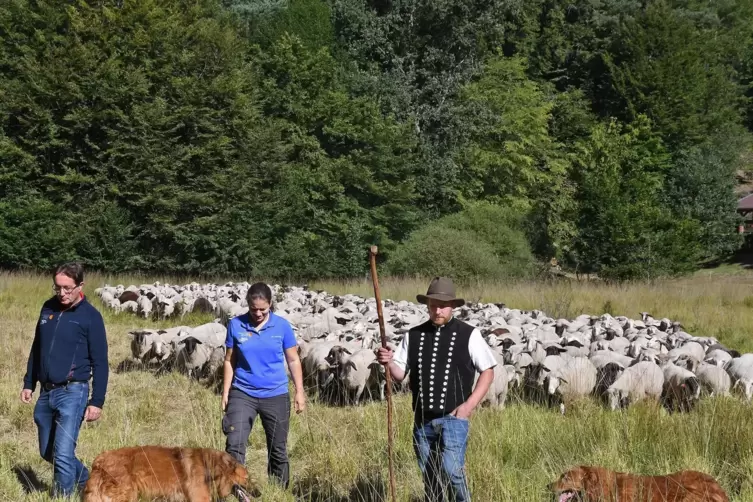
[[222, 388, 291, 488]]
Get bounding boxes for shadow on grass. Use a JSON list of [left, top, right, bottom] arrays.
[[294, 473, 388, 502], [12, 465, 48, 494]]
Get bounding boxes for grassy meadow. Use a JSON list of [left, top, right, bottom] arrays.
[[1, 271, 753, 501]]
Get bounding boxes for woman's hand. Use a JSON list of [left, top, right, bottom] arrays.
[[221, 392, 229, 412], [294, 389, 306, 414]]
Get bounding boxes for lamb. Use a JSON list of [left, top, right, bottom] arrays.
[[606, 361, 665, 410], [695, 362, 731, 397], [724, 354, 753, 402], [151, 326, 193, 367]]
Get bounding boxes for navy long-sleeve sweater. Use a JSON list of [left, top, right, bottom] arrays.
[[23, 295, 109, 408]]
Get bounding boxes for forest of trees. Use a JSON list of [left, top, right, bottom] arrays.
[[1, 0, 752, 281]]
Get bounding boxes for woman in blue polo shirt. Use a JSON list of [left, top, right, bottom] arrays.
[[221, 282, 305, 488]]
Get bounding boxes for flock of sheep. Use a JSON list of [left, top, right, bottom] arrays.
[[95, 282, 753, 412]]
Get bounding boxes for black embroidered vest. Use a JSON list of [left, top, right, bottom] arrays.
[[407, 317, 476, 425]]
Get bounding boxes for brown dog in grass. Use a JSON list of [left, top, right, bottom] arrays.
[[550, 465, 729, 502], [83, 445, 257, 502]]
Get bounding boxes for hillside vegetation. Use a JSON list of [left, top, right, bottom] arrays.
[[2, 0, 753, 280]]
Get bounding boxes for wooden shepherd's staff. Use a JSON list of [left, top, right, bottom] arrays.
[[369, 245, 397, 502]]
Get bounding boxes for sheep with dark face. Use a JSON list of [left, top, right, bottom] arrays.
[[335, 348, 378, 405], [606, 361, 665, 411], [128, 329, 161, 365], [173, 322, 226, 378], [175, 336, 224, 378], [544, 356, 597, 412], [660, 362, 701, 413]]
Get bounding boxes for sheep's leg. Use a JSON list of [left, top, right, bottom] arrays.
[[354, 383, 365, 405]]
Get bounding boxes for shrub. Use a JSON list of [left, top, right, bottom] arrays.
[[385, 203, 535, 282]]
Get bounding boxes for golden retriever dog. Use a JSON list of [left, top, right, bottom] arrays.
[[549, 465, 729, 502], [83, 445, 255, 502]]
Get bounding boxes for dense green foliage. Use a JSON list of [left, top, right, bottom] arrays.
[[385, 203, 536, 282], [1, 0, 750, 279]]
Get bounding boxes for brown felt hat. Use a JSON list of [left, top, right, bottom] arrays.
[[416, 277, 465, 308]]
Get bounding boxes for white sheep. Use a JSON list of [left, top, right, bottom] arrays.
[[120, 300, 138, 314], [695, 362, 731, 397], [725, 354, 753, 402], [661, 362, 701, 412], [137, 295, 153, 319], [337, 348, 378, 405], [151, 325, 193, 366], [545, 356, 597, 409], [704, 349, 733, 368], [478, 353, 508, 409], [606, 361, 665, 410], [128, 329, 161, 365]]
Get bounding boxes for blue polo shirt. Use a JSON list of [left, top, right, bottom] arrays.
[[226, 312, 297, 398]]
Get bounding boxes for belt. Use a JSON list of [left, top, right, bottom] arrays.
[[41, 381, 86, 391]]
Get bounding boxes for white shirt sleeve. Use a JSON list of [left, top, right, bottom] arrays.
[[469, 328, 497, 372], [392, 333, 410, 372]]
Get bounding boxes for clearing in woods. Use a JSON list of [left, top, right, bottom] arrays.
[[1, 271, 753, 501]]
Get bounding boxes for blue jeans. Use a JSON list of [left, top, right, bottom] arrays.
[[413, 415, 471, 502], [33, 382, 90, 497]]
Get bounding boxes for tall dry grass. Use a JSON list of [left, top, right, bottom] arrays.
[[1, 271, 752, 501]]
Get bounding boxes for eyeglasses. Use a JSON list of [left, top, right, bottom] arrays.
[[53, 284, 80, 294]]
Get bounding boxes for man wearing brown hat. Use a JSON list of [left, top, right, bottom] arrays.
[[377, 277, 496, 502]]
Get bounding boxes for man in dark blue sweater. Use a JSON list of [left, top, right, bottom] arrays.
[[20, 262, 109, 498]]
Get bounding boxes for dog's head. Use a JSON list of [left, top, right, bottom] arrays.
[[549, 466, 604, 502], [208, 451, 259, 500]]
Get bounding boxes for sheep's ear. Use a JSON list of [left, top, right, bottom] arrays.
[[157, 330, 167, 334], [558, 376, 568, 384], [347, 360, 357, 371], [343, 348, 352, 355]]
